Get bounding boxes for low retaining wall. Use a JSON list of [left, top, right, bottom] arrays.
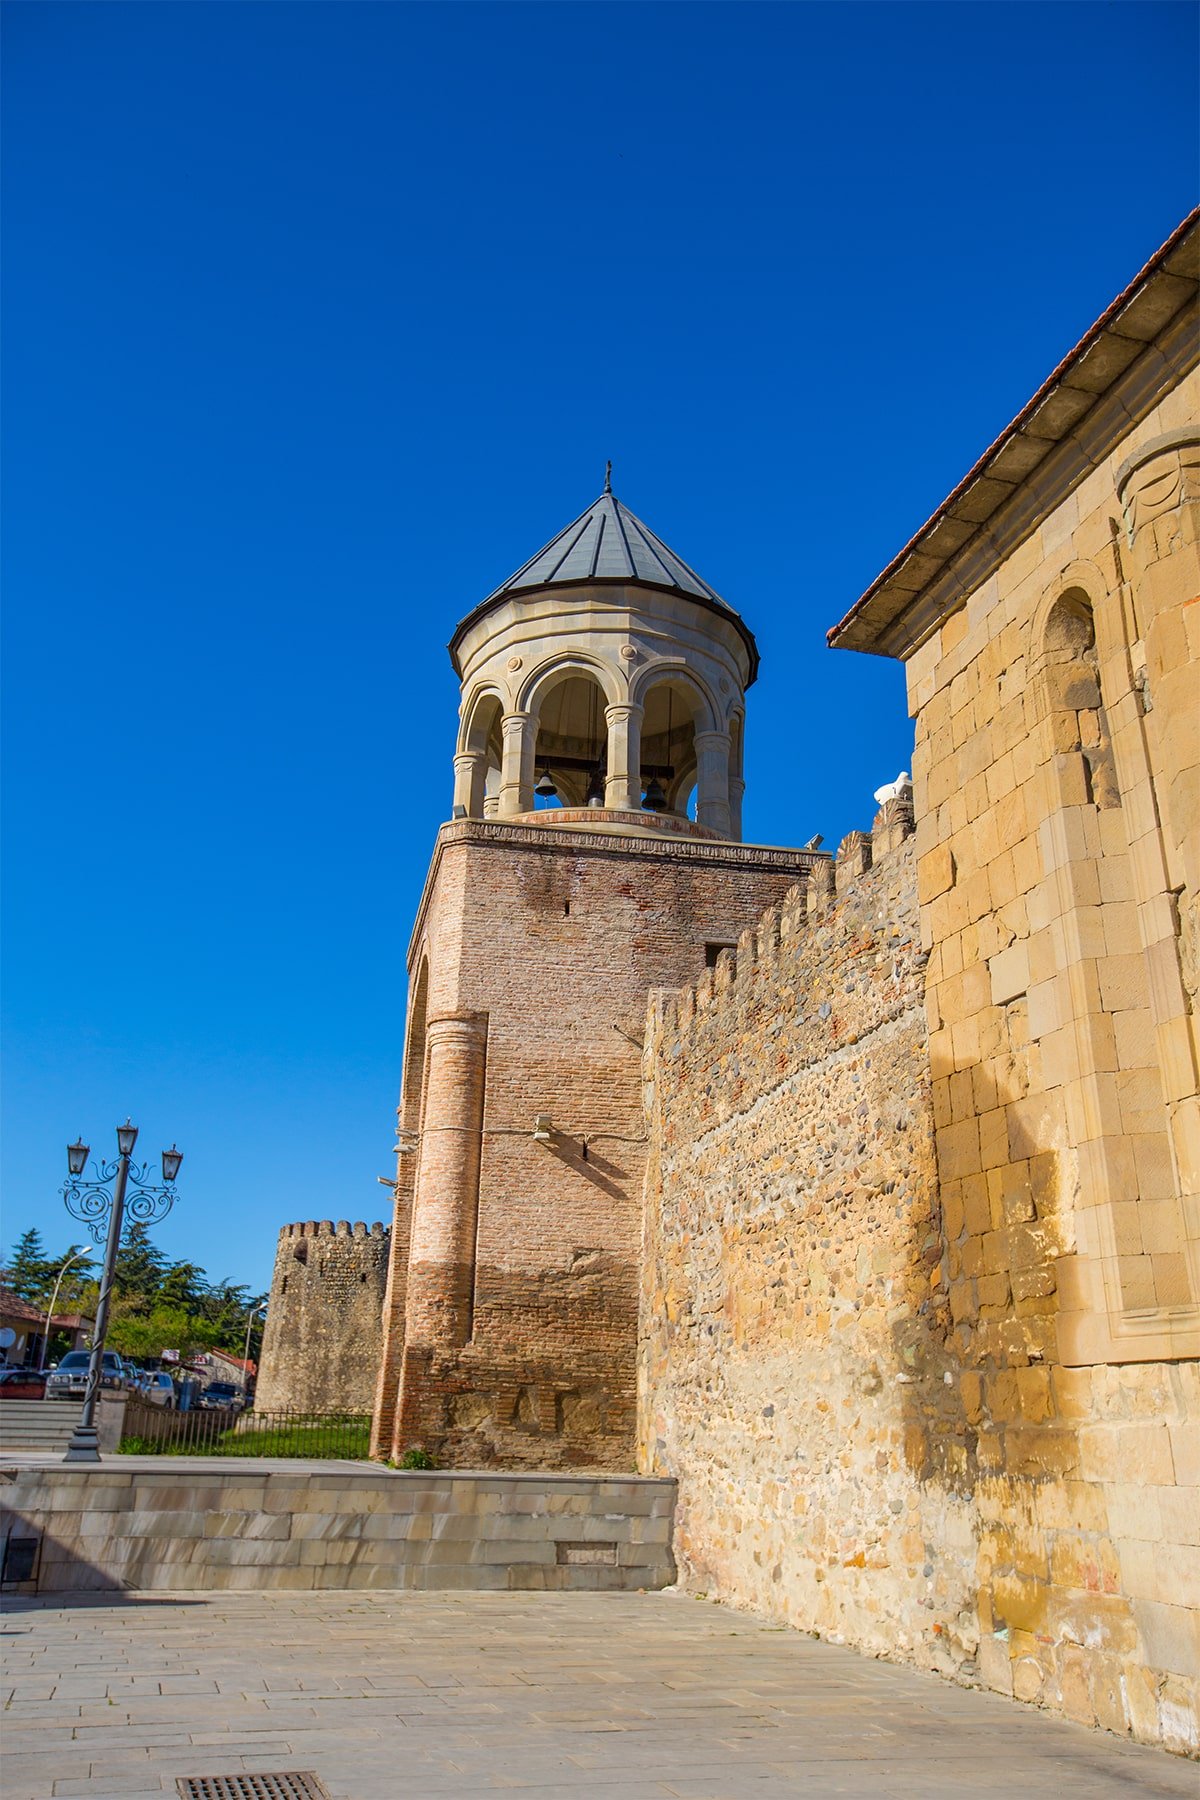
[[0, 1461, 676, 1593]]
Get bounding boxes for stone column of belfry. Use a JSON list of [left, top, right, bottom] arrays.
[[452, 751, 484, 819], [728, 776, 745, 842], [604, 702, 643, 811], [403, 1010, 489, 1350], [693, 729, 733, 837], [498, 711, 535, 816]]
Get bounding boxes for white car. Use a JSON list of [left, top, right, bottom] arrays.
[[139, 1371, 178, 1409]]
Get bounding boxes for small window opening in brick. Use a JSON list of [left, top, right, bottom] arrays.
[[360, 1272, 368, 1283], [706, 942, 735, 968], [292, 1242, 307, 1265], [280, 1275, 288, 1295], [564, 899, 570, 916]]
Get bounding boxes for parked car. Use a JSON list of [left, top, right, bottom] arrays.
[[198, 1381, 245, 1412], [0, 1366, 48, 1399], [138, 1372, 178, 1409], [45, 1350, 128, 1399]]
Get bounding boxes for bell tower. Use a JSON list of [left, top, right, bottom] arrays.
[[448, 471, 754, 841], [372, 480, 823, 1468]]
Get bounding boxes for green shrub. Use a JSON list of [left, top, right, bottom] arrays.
[[393, 1447, 435, 1469]]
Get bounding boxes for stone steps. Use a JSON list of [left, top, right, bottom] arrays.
[[0, 1397, 126, 1454]]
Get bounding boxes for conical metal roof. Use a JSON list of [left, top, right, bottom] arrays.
[[449, 482, 758, 679]]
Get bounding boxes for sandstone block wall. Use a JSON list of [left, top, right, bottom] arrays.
[[639, 830, 984, 1678], [256, 1220, 389, 1414], [893, 385, 1200, 1752], [374, 819, 824, 1470]]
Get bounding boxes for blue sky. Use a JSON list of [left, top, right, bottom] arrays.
[[3, 1, 1196, 1293]]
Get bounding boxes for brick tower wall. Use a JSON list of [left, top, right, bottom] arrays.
[[256, 1219, 389, 1414], [374, 818, 826, 1470]]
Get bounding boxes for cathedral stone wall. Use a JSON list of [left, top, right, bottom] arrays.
[[256, 1220, 389, 1415]]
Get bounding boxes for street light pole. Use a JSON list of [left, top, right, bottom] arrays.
[[60, 1121, 183, 1464], [37, 1248, 91, 1372], [65, 1139, 133, 1462], [242, 1302, 266, 1389]]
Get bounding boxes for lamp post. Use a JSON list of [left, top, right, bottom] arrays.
[[242, 1301, 267, 1396], [37, 1248, 91, 1372], [60, 1121, 184, 1463]]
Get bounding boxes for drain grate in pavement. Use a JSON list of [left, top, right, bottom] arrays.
[[177, 1777, 330, 1800]]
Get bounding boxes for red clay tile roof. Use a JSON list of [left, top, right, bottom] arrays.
[[0, 1286, 46, 1324]]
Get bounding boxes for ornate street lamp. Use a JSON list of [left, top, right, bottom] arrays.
[[59, 1120, 184, 1463]]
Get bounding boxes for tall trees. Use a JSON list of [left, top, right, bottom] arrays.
[[5, 1227, 49, 1299], [2, 1224, 265, 1360]]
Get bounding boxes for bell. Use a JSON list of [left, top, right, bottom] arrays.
[[585, 769, 606, 808], [534, 769, 558, 799], [642, 776, 667, 813]]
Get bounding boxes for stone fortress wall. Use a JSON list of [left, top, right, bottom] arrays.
[[255, 1219, 389, 1414], [639, 814, 984, 1677]]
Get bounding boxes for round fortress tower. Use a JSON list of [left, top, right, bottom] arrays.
[[255, 1219, 389, 1415], [448, 472, 758, 841]]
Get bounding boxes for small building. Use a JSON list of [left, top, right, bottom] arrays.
[[0, 1288, 92, 1367], [193, 1349, 257, 1394]]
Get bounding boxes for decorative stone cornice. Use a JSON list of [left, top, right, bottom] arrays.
[[406, 819, 829, 967], [1116, 428, 1200, 547]]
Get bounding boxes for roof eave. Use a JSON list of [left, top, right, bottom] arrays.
[[828, 208, 1200, 659]]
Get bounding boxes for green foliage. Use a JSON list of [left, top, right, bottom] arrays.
[[394, 1447, 436, 1470], [117, 1414, 373, 1460], [105, 1303, 217, 1360], [114, 1222, 168, 1306], [4, 1220, 264, 1363], [1, 1230, 96, 1309]]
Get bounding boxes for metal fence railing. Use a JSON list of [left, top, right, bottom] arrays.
[[119, 1397, 373, 1460]]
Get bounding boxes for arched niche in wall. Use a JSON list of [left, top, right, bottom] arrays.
[[1034, 578, 1197, 1361]]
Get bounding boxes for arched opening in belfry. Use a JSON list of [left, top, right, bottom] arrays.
[[460, 693, 504, 819], [532, 671, 609, 809], [641, 677, 700, 821]]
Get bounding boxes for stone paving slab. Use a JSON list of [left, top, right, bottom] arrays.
[[1, 1590, 1196, 1799]]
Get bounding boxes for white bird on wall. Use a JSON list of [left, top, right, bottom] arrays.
[[873, 771, 912, 806]]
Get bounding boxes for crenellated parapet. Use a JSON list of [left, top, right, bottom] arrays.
[[645, 799, 917, 1058], [279, 1219, 387, 1241]]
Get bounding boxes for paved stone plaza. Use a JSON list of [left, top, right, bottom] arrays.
[[2, 1590, 1196, 1799]]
